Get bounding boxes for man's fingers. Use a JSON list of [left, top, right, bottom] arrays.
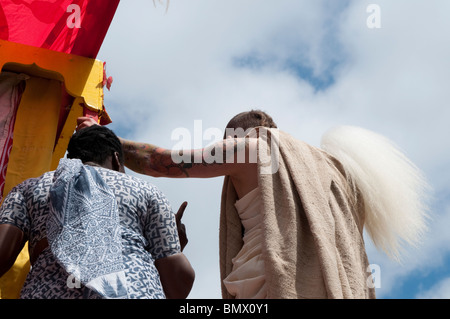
[[176, 201, 188, 222], [76, 117, 99, 131], [175, 202, 188, 251]]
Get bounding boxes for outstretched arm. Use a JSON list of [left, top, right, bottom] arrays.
[[119, 138, 182, 177], [120, 136, 257, 179], [77, 116, 257, 179]]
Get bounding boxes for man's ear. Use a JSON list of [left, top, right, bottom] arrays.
[[112, 152, 122, 172]]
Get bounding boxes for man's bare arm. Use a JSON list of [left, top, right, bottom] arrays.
[[0, 224, 26, 278], [120, 137, 256, 179], [155, 253, 195, 299], [77, 116, 257, 179]]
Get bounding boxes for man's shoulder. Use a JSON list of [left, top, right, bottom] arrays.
[[3, 171, 55, 201], [16, 171, 55, 188], [96, 168, 160, 193]]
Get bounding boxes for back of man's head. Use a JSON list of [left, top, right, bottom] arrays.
[[224, 109, 277, 138], [67, 125, 124, 166]]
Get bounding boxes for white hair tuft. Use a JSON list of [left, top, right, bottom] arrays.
[[321, 126, 431, 261]]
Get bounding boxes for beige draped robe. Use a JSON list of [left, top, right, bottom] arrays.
[[219, 128, 376, 299]]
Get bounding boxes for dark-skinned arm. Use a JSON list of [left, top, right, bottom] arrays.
[[0, 224, 26, 278], [155, 252, 195, 299]]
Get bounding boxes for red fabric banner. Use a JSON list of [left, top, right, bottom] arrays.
[[0, 0, 120, 58]]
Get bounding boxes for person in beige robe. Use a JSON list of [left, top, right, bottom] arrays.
[[77, 110, 429, 299]]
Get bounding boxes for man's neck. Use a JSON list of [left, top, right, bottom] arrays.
[[83, 161, 104, 168]]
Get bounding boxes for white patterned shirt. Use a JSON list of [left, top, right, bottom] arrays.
[[0, 166, 180, 299]]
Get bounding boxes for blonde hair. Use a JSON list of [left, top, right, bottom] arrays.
[[321, 126, 431, 261]]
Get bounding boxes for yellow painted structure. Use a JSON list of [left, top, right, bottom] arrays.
[[0, 39, 108, 298]]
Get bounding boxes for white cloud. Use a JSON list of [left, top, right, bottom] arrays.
[[417, 277, 450, 299], [98, 0, 450, 298], [364, 202, 450, 298]]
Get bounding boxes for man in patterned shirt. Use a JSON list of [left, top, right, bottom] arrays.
[[0, 125, 194, 299]]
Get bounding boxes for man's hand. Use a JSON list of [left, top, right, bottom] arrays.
[[155, 201, 194, 299], [76, 116, 99, 131], [176, 201, 188, 251]]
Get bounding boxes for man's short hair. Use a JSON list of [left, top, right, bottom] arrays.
[[224, 110, 277, 138], [67, 125, 124, 165]]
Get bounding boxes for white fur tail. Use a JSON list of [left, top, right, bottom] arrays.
[[320, 126, 430, 261]]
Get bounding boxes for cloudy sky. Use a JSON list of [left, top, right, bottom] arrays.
[[96, 0, 450, 299]]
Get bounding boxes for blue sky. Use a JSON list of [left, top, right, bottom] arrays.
[[97, 0, 450, 299]]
